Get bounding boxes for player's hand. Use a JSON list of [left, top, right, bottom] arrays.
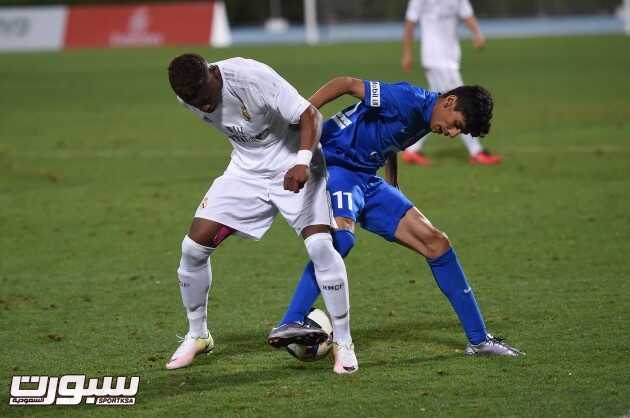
[[401, 52, 413, 73], [473, 34, 486, 49], [284, 165, 310, 193]]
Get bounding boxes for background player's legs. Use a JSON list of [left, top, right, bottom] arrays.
[[458, 132, 484, 156], [405, 135, 429, 154], [404, 67, 493, 164], [394, 208, 488, 345], [406, 67, 457, 154], [428, 67, 483, 156]]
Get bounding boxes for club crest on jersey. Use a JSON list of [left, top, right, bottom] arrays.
[[240, 104, 251, 122], [369, 81, 381, 107]]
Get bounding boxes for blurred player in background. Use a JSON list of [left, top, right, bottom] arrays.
[[166, 54, 357, 374], [401, 0, 502, 166], [269, 76, 523, 357]]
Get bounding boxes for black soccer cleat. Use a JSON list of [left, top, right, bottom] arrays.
[[267, 322, 328, 348]]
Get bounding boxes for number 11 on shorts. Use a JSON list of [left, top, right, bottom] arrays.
[[332, 191, 353, 210]]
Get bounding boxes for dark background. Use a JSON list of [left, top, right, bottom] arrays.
[[0, 0, 621, 24]]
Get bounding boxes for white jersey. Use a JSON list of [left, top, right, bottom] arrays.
[[405, 0, 474, 70], [179, 57, 311, 177]]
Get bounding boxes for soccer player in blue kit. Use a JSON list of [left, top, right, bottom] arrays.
[[267, 76, 524, 358]]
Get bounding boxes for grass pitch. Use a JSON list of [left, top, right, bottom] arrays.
[[1, 35, 629, 417]]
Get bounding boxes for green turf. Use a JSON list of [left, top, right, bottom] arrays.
[[1, 35, 629, 417]]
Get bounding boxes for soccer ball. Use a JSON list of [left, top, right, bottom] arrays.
[[286, 308, 333, 362]]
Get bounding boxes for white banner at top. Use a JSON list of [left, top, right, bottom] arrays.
[[0, 6, 67, 51]]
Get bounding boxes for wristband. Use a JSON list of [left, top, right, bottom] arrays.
[[295, 149, 313, 166]]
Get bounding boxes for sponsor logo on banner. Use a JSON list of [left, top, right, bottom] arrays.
[[9, 375, 139, 406], [0, 7, 67, 51], [110, 7, 162, 46], [0, 16, 29, 37], [65, 2, 215, 48]]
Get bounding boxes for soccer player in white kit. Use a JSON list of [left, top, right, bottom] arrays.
[[400, 0, 502, 166], [165, 54, 358, 374]]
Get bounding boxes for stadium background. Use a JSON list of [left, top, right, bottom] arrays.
[[0, 0, 623, 18], [1, 1, 629, 417]]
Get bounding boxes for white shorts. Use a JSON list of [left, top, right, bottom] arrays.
[[194, 164, 334, 240], [424, 67, 464, 93]]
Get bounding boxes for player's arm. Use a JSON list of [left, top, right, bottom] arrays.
[[401, 20, 416, 73], [284, 104, 322, 193], [401, 0, 420, 72], [308, 77, 365, 110], [462, 16, 485, 49], [253, 61, 323, 193]]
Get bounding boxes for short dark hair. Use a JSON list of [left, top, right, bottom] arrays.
[[443, 85, 494, 137], [168, 53, 208, 102]]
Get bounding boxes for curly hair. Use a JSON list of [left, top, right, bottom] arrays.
[[167, 53, 208, 102], [443, 85, 494, 138]]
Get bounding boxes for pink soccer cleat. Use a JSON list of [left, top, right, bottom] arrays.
[[402, 150, 432, 166], [333, 342, 359, 375], [166, 332, 214, 370], [469, 149, 502, 165]]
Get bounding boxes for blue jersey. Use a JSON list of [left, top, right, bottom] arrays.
[[320, 80, 437, 174]]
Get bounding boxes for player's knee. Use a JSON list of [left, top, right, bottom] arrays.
[[424, 228, 451, 259], [304, 233, 341, 268], [180, 235, 214, 269], [332, 229, 356, 258]]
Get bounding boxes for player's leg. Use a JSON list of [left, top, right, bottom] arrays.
[[301, 224, 358, 374], [271, 164, 359, 373], [269, 166, 363, 343], [167, 218, 232, 369], [358, 177, 522, 355], [394, 208, 523, 355], [178, 218, 236, 337], [277, 218, 356, 324], [268, 219, 356, 348], [168, 174, 275, 369], [394, 208, 487, 342], [301, 224, 351, 344]]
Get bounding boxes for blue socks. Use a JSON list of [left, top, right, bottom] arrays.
[[281, 234, 487, 346], [280, 262, 319, 324], [427, 247, 487, 345], [281, 230, 355, 325]]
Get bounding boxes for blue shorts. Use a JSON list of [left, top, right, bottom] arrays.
[[327, 165, 414, 241]]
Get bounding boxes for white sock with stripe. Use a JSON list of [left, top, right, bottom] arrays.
[[304, 233, 352, 346], [177, 235, 214, 338]]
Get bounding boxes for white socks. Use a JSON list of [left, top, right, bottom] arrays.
[[458, 133, 483, 156], [177, 235, 214, 338], [177, 232, 352, 345], [405, 133, 483, 156], [406, 136, 426, 152], [304, 233, 352, 346]]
